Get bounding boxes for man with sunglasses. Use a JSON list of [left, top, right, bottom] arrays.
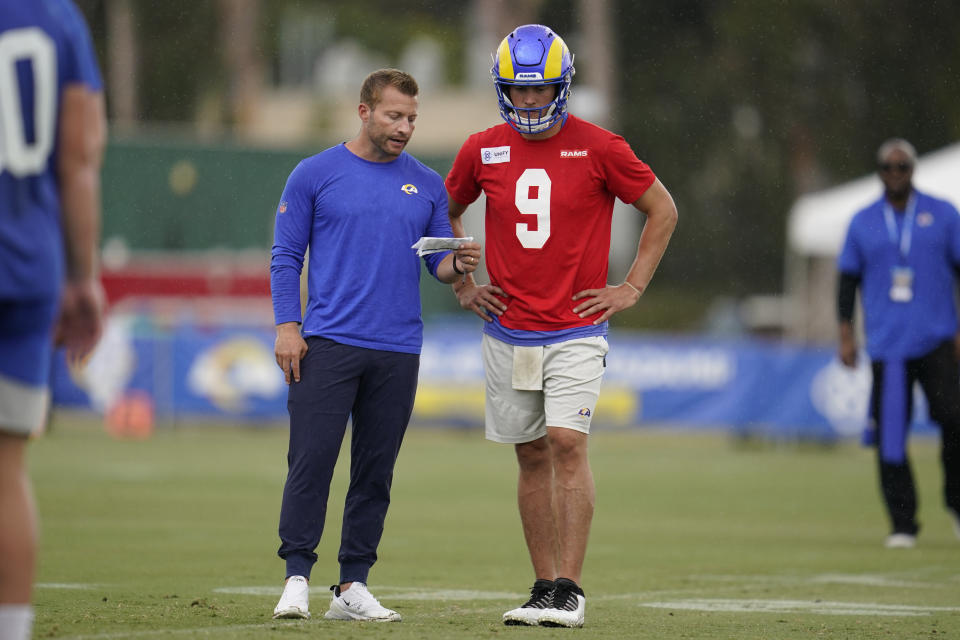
[[837, 138, 960, 549]]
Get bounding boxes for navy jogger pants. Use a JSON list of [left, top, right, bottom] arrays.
[[277, 337, 419, 584]]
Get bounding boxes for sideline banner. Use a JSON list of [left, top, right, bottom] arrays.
[[50, 318, 935, 439]]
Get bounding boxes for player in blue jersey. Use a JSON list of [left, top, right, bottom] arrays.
[[838, 138, 960, 549], [0, 1, 105, 638], [270, 68, 481, 622]]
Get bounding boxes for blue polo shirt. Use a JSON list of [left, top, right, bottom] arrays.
[[838, 189, 960, 360], [270, 144, 453, 354]]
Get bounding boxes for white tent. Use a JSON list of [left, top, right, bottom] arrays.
[[784, 141, 960, 341]]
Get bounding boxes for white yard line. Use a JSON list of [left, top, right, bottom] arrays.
[[640, 598, 960, 616], [690, 571, 952, 589], [46, 623, 291, 640], [36, 583, 106, 590]]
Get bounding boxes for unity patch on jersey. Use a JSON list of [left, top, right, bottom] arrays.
[[401, 183, 418, 195], [481, 146, 511, 164], [560, 149, 589, 158]]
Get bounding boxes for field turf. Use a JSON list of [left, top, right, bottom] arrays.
[[29, 412, 960, 639]]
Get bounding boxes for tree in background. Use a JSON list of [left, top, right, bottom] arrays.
[[614, 0, 960, 297]]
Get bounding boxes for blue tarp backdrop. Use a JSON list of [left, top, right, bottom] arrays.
[[51, 315, 938, 440]]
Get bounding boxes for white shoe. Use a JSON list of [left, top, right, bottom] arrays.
[[884, 533, 916, 549], [949, 509, 960, 540], [502, 579, 554, 626], [324, 582, 401, 622], [273, 575, 310, 619], [539, 578, 585, 628]]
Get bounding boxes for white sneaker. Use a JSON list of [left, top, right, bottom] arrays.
[[949, 509, 960, 540], [503, 579, 555, 626], [884, 533, 916, 549], [273, 575, 310, 619], [324, 582, 401, 622], [539, 578, 585, 628]]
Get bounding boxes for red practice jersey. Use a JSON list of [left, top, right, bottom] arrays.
[[446, 115, 656, 331]]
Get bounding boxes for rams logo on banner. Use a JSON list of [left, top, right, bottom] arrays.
[[401, 183, 418, 195], [188, 337, 284, 412]]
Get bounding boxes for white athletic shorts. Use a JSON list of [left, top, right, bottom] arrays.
[[0, 375, 49, 437], [482, 333, 608, 444], [0, 299, 57, 437]]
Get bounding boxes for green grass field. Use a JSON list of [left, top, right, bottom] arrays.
[[28, 412, 959, 639]]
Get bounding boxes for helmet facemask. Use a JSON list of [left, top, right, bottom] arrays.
[[494, 81, 569, 134], [491, 24, 575, 135]]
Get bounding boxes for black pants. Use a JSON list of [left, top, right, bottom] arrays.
[[870, 340, 960, 534], [277, 337, 419, 583]]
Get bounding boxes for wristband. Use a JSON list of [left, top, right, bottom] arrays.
[[623, 281, 641, 296], [452, 254, 464, 275]]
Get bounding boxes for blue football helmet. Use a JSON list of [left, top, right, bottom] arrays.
[[491, 24, 575, 134]]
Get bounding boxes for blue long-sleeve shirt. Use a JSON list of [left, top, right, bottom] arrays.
[[270, 144, 452, 354]]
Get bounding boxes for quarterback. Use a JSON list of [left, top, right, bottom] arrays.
[[446, 24, 678, 627]]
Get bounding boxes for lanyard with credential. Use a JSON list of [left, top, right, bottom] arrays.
[[882, 194, 917, 263]]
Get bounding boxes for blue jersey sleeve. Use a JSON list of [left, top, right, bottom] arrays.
[[946, 203, 960, 269], [54, 0, 102, 89], [270, 161, 315, 325], [837, 214, 863, 276]]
